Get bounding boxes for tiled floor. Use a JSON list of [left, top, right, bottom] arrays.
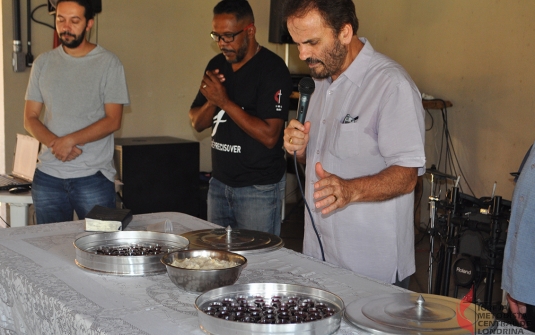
[[280, 200, 507, 308]]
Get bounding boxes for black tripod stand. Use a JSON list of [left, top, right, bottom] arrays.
[[432, 186, 460, 296], [481, 196, 506, 310]]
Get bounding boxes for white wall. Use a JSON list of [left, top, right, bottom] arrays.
[[2, 0, 533, 207]]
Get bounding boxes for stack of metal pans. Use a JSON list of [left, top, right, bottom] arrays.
[[195, 283, 344, 335], [74, 231, 189, 276], [181, 226, 284, 255], [345, 293, 497, 334]]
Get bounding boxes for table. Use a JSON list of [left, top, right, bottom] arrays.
[[0, 190, 33, 227], [0, 181, 124, 228], [0, 212, 529, 334]]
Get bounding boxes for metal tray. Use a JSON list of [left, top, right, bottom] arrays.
[[181, 226, 284, 255], [74, 231, 189, 276], [345, 293, 496, 334], [195, 283, 344, 335]]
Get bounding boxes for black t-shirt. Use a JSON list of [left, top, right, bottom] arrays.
[[191, 48, 293, 187]]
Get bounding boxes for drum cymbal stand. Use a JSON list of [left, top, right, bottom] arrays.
[[483, 195, 503, 310], [427, 174, 461, 294], [427, 173, 439, 293], [439, 183, 460, 296]]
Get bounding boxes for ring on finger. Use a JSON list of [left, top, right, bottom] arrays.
[[202, 84, 207, 88], [289, 138, 293, 144]]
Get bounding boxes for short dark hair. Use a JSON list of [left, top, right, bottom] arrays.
[[283, 0, 358, 36], [56, 0, 95, 21], [213, 0, 254, 23]]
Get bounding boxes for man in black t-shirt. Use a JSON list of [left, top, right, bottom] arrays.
[[189, 0, 292, 236]]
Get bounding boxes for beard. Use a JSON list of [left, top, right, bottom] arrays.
[[307, 38, 347, 79], [221, 37, 249, 64], [59, 29, 86, 49]]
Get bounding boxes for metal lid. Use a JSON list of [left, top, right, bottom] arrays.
[[181, 226, 284, 255], [345, 293, 496, 334]]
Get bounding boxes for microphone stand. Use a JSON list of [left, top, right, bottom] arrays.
[[12, 0, 26, 72]]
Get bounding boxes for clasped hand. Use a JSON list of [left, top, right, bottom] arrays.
[[50, 136, 82, 162], [200, 69, 228, 107]]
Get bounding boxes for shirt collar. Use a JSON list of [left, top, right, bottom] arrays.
[[339, 37, 374, 88]]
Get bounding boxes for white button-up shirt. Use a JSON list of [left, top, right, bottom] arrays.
[[302, 38, 426, 284]]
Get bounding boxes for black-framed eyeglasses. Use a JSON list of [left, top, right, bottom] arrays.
[[210, 23, 253, 43]]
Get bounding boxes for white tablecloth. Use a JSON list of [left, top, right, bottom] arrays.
[[0, 212, 529, 334]]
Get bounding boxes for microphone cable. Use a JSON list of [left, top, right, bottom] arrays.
[[293, 151, 325, 261]]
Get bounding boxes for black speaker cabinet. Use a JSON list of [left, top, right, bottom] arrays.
[[269, 0, 294, 44], [114, 137, 200, 216]]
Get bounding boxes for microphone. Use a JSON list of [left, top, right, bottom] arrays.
[[296, 77, 315, 124]]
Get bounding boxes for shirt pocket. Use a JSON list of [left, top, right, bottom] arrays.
[[328, 121, 360, 160]]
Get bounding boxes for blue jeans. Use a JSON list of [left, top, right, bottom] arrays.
[[207, 175, 285, 236], [32, 169, 116, 224]]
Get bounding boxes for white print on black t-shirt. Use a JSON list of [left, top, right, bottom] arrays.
[[211, 140, 241, 153], [212, 110, 227, 137], [211, 110, 241, 153], [274, 90, 283, 112]]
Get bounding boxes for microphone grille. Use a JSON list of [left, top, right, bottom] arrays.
[[298, 77, 315, 94]]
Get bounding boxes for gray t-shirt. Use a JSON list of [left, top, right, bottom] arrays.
[[25, 45, 130, 181]]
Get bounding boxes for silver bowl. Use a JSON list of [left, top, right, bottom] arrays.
[[161, 249, 247, 293]]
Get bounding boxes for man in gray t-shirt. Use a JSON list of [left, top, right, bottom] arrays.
[[23, 0, 130, 224]]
